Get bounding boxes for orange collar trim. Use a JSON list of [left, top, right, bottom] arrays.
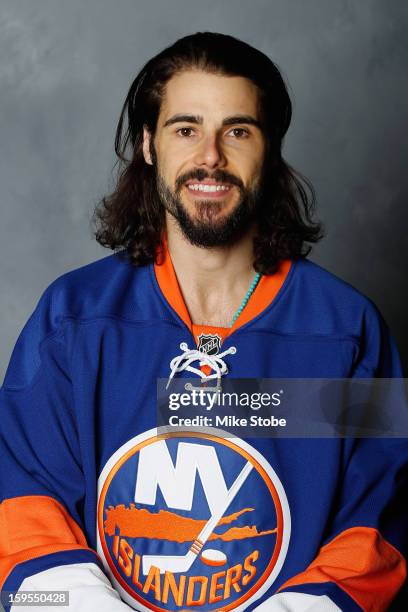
[[154, 247, 291, 342]]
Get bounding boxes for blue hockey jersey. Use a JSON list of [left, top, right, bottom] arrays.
[[0, 251, 406, 611]]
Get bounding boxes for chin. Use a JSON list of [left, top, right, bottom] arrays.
[[189, 198, 238, 221]]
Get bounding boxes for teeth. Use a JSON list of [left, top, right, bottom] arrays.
[[187, 184, 230, 192]]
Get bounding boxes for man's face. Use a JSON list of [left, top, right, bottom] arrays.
[[143, 70, 266, 247]]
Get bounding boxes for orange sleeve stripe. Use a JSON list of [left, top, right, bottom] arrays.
[[0, 495, 93, 588], [278, 526, 406, 611]]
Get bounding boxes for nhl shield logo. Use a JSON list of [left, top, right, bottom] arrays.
[[97, 428, 291, 611], [198, 334, 222, 356]]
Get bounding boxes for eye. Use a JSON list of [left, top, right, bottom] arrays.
[[228, 127, 249, 139], [176, 127, 195, 137]]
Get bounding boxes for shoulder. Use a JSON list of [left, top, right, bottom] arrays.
[[281, 259, 402, 375], [293, 259, 373, 306], [2, 254, 152, 389], [282, 258, 383, 337], [42, 252, 151, 324], [262, 259, 402, 376]]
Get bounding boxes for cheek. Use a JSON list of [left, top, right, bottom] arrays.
[[230, 143, 265, 178], [237, 157, 263, 185], [156, 144, 187, 182]]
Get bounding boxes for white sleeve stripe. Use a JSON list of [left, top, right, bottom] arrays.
[[13, 563, 130, 611], [252, 591, 342, 611]]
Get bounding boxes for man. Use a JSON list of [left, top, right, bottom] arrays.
[[0, 33, 406, 611]]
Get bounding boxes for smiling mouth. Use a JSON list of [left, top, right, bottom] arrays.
[[185, 181, 232, 195]]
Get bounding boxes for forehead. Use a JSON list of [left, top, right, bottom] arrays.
[[158, 69, 261, 123]]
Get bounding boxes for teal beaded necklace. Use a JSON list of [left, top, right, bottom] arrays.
[[229, 272, 261, 327]]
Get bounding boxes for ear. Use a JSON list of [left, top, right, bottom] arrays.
[[142, 126, 153, 165]]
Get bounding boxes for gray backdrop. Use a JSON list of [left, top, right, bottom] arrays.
[[1, 0, 407, 381]]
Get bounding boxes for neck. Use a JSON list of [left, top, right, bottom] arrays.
[[166, 214, 257, 327]]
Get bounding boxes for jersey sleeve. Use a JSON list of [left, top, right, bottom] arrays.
[[0, 290, 130, 611], [254, 305, 408, 611]]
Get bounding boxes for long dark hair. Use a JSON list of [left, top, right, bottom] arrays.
[[94, 32, 322, 273]]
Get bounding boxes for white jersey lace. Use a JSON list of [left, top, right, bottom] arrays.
[[166, 342, 237, 389]]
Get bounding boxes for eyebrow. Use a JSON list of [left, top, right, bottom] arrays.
[[222, 115, 262, 129], [163, 114, 202, 127], [163, 114, 262, 129]]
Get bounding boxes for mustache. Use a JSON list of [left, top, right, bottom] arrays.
[[175, 169, 244, 192]]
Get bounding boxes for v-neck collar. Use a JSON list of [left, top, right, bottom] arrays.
[[153, 245, 292, 346]]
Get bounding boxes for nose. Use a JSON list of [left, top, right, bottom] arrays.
[[193, 133, 225, 169]]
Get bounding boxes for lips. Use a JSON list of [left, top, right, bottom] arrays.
[[185, 180, 232, 195], [187, 184, 231, 193]]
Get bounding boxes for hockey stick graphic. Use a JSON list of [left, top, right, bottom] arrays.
[[142, 460, 253, 575]]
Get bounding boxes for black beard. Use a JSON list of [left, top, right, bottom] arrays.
[[155, 168, 263, 248]]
